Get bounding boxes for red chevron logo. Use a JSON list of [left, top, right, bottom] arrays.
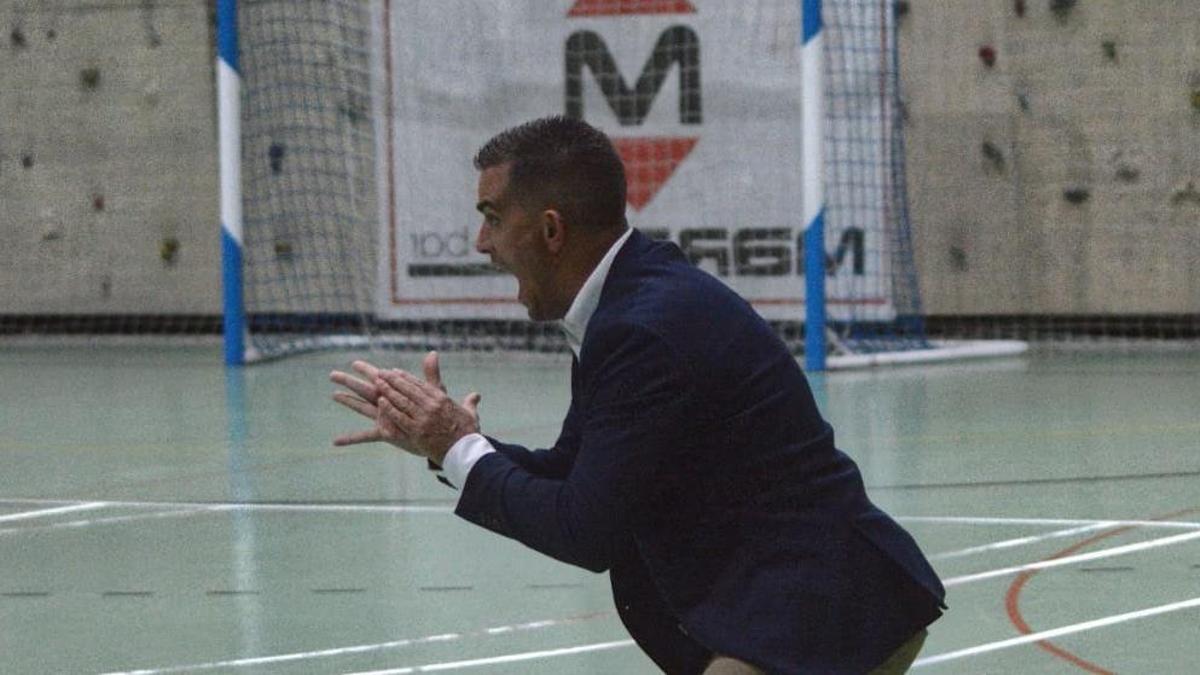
[[612, 137, 698, 211], [567, 0, 697, 17]]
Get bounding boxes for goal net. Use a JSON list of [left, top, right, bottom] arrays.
[[231, 0, 949, 365]]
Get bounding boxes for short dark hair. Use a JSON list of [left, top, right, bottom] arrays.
[[474, 116, 626, 231]]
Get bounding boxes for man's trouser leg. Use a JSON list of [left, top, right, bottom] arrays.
[[868, 629, 928, 675], [702, 655, 764, 675], [701, 628, 929, 675]]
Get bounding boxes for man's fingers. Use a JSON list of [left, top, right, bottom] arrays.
[[333, 428, 382, 447], [423, 351, 447, 392], [333, 391, 376, 419], [378, 370, 439, 408], [331, 372, 377, 403], [376, 379, 415, 415], [351, 360, 383, 381], [376, 399, 406, 434], [378, 395, 418, 427]]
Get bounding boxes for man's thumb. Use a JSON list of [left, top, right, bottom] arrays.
[[423, 351, 445, 391], [462, 392, 482, 414]]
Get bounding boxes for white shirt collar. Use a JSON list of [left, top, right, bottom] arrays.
[[560, 227, 633, 358]]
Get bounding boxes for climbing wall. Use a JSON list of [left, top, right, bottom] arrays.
[[898, 0, 1200, 324], [0, 0, 219, 320]]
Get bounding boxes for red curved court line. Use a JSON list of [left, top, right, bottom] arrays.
[[1004, 507, 1200, 673]]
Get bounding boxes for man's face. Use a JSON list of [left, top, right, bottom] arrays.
[[475, 163, 558, 321]]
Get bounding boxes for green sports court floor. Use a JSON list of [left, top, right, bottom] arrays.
[[1, 345, 1198, 674]]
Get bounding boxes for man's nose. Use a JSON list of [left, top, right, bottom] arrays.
[[475, 224, 490, 254]]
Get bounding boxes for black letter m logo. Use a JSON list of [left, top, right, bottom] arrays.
[[565, 26, 701, 126]]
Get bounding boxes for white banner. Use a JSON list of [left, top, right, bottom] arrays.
[[373, 0, 890, 321]]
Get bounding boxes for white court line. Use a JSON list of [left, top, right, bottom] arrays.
[[0, 501, 107, 523], [914, 596, 1200, 668], [943, 528, 1200, 587], [3, 503, 1197, 524], [343, 639, 637, 674], [99, 612, 614, 675], [9, 503, 1200, 525], [0, 497, 453, 514], [0, 508, 211, 537], [898, 515, 1200, 530], [928, 523, 1112, 561]]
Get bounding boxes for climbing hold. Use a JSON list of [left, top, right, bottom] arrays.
[[981, 141, 1006, 171], [269, 143, 285, 174], [1014, 0, 1026, 17], [949, 246, 968, 272], [274, 240, 294, 260], [1102, 41, 1117, 63], [978, 45, 997, 68], [1191, 90, 1200, 112], [1171, 182, 1200, 206], [92, 194, 106, 212], [895, 1, 910, 19], [80, 67, 101, 90], [1115, 165, 1140, 183], [10, 27, 26, 48], [160, 237, 180, 264], [1050, 0, 1077, 22], [1063, 187, 1090, 205], [21, 154, 34, 169]]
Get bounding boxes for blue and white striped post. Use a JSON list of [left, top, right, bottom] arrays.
[[802, 0, 827, 372], [217, 0, 246, 366]]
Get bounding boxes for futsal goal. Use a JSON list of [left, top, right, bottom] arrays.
[[217, 0, 1026, 368]]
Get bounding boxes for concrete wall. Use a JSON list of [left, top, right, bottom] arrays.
[[899, 0, 1200, 315], [1, 0, 1197, 319], [0, 0, 219, 314]]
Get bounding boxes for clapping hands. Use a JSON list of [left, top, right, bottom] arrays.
[[330, 351, 482, 465]]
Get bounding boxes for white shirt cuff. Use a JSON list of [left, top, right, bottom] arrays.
[[441, 433, 495, 490]]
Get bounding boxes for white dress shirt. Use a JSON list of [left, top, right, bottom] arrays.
[[439, 227, 634, 492]]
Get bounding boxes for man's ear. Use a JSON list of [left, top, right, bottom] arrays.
[[541, 209, 566, 254]]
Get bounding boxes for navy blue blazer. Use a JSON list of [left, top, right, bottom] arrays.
[[456, 229, 945, 674]]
